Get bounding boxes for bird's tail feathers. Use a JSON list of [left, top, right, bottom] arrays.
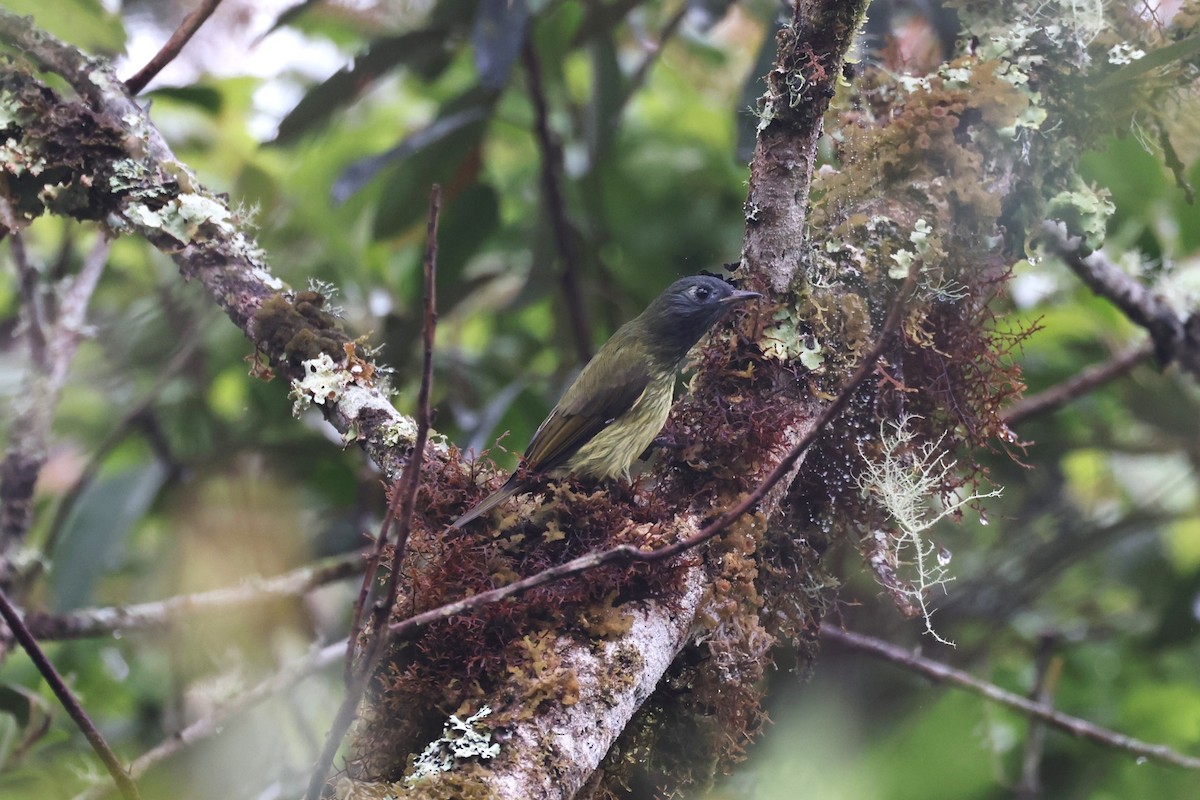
[[449, 475, 524, 530]]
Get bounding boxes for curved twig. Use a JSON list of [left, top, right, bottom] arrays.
[[823, 626, 1200, 771], [305, 185, 441, 800], [124, 0, 226, 95], [23, 553, 364, 641]]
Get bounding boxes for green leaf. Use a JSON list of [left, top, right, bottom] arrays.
[[336, 97, 494, 207], [472, 0, 530, 90], [51, 462, 169, 611], [273, 28, 454, 145], [1093, 33, 1200, 91], [2, 0, 126, 55], [436, 182, 501, 296]]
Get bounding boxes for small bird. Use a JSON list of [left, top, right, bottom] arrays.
[[451, 275, 759, 529]]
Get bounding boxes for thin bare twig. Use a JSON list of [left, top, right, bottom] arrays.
[[73, 640, 346, 800], [346, 184, 442, 676], [10, 233, 47, 362], [369, 183, 440, 643], [1, 236, 109, 573], [124, 0, 226, 95], [306, 185, 441, 800], [0, 588, 140, 799], [1017, 633, 1061, 799], [522, 38, 593, 364], [388, 269, 920, 639], [23, 553, 364, 641], [822, 626, 1200, 770], [1157, 121, 1195, 205], [1003, 341, 1153, 424]]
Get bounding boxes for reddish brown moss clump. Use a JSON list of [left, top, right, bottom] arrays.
[[347, 444, 694, 783]]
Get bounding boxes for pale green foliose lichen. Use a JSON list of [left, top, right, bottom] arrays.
[[0, 91, 18, 127], [889, 218, 934, 279], [0, 137, 46, 177], [125, 191, 235, 243], [251, 266, 285, 291], [763, 306, 823, 369], [897, 74, 929, 93], [1046, 182, 1115, 250], [109, 159, 164, 200], [1107, 42, 1146, 65], [290, 353, 352, 417], [175, 193, 234, 234], [87, 68, 119, 91], [405, 706, 500, 783], [997, 99, 1048, 139], [940, 66, 972, 86], [799, 339, 824, 370], [382, 419, 418, 448]]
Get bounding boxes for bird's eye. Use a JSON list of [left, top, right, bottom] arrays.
[[693, 286, 711, 301]]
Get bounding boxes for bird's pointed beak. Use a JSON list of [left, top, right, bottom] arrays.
[[721, 289, 761, 305]]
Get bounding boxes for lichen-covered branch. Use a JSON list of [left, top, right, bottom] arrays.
[[740, 1, 868, 294], [0, 9, 424, 484], [1041, 220, 1200, 380]]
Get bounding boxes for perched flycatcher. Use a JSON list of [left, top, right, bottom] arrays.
[[451, 275, 759, 529]]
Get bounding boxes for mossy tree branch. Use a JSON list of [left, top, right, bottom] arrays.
[[0, 2, 1173, 797]]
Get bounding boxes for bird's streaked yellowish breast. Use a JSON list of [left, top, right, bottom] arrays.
[[563, 372, 676, 480]]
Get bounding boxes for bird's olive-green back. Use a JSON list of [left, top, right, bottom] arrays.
[[522, 323, 665, 473]]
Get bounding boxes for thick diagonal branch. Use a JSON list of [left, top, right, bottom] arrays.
[[1042, 220, 1200, 380]]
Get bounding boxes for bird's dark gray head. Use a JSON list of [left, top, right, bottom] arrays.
[[636, 275, 759, 362]]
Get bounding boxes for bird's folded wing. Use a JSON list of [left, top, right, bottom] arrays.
[[522, 359, 653, 473]]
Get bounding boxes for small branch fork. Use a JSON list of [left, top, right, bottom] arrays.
[[822, 626, 1200, 771], [305, 185, 441, 800]]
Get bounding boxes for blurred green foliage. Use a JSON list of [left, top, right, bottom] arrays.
[[1, 0, 1199, 798]]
